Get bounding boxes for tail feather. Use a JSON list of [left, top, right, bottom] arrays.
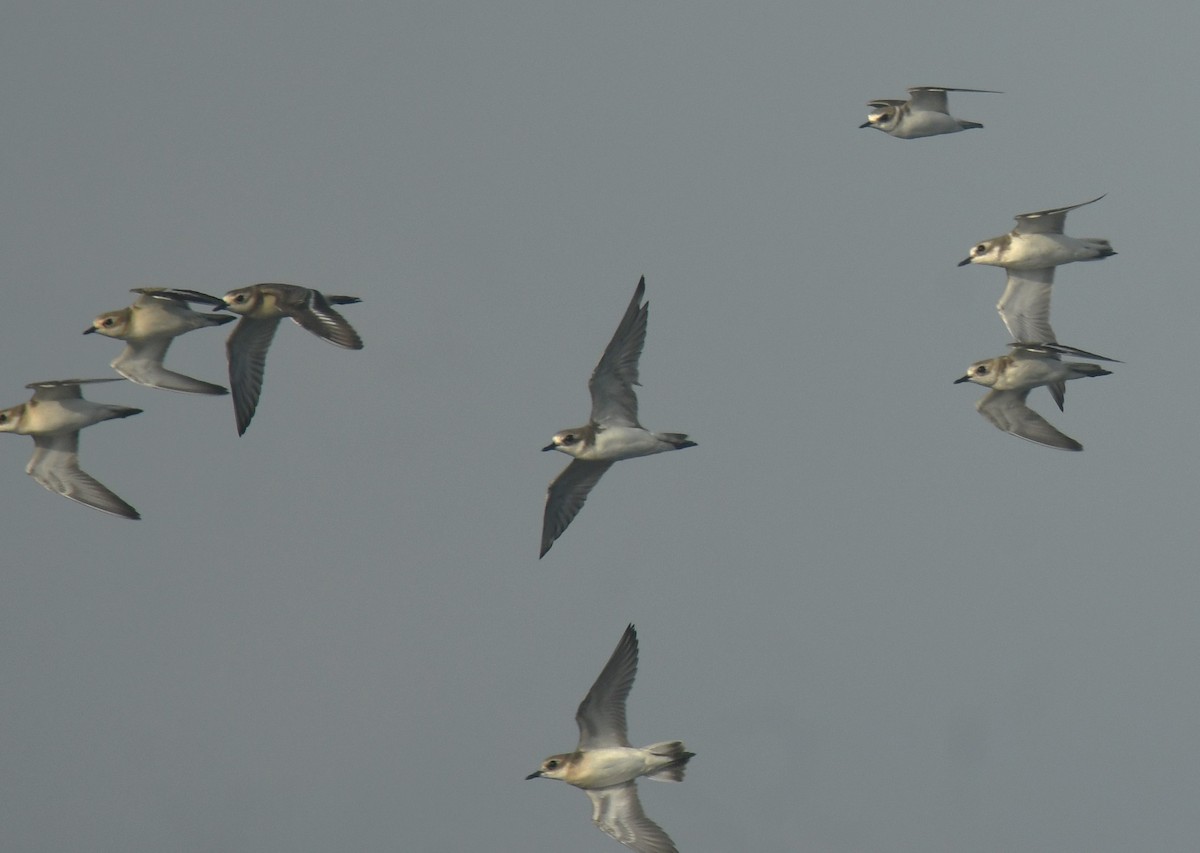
[[644, 741, 695, 782], [960, 120, 983, 130], [1072, 363, 1113, 379], [1081, 238, 1116, 258], [656, 433, 697, 450]]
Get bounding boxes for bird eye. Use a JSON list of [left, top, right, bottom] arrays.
[[0, 414, 6, 423], [975, 366, 988, 375], [974, 244, 986, 255], [103, 318, 114, 327], [546, 760, 558, 769]]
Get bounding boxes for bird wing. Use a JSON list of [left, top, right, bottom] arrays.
[[589, 278, 648, 428], [132, 287, 229, 308], [906, 87, 950, 112], [226, 316, 281, 435], [1012, 194, 1106, 235], [975, 390, 1083, 451], [26, 378, 124, 400], [996, 267, 1056, 345], [575, 623, 638, 750], [113, 339, 227, 395], [282, 289, 364, 350], [586, 783, 679, 853], [27, 433, 140, 518], [540, 459, 614, 558], [1008, 342, 1120, 362]]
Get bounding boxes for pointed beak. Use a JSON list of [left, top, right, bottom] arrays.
[[858, 121, 872, 129], [953, 375, 971, 384], [525, 771, 542, 780], [956, 257, 972, 267], [212, 302, 230, 312], [82, 326, 97, 334], [541, 443, 556, 452]]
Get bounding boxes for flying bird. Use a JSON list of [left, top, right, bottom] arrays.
[[216, 283, 364, 435], [527, 624, 694, 853], [860, 86, 1000, 138], [954, 343, 1115, 451], [540, 277, 695, 558], [0, 378, 141, 518], [85, 288, 234, 395]]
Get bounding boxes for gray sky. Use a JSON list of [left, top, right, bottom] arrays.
[[2, 2, 1198, 851]]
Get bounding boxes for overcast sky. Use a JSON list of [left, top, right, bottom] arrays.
[[2, 2, 1199, 851]]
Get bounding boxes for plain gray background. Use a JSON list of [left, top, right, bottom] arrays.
[[2, 2, 1198, 851]]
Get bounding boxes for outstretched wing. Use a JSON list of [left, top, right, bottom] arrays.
[[113, 340, 228, 395], [132, 287, 228, 308], [28, 434, 140, 518], [226, 317, 281, 435], [975, 390, 1083, 451], [1013, 194, 1106, 235], [589, 278, 648, 428], [575, 624, 638, 750], [540, 459, 613, 558], [283, 289, 364, 350], [586, 783, 679, 853], [996, 267, 1056, 345]]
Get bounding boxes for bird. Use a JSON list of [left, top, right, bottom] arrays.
[[527, 624, 694, 853], [0, 378, 141, 518], [216, 283, 364, 435], [540, 277, 695, 558], [958, 195, 1116, 272], [859, 86, 1000, 138], [954, 344, 1114, 451], [84, 288, 234, 395], [957, 195, 1116, 409]]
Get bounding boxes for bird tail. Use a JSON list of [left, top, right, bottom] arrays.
[[960, 120, 984, 130], [1071, 363, 1113, 379], [644, 741, 695, 782], [655, 433, 697, 450], [102, 406, 144, 421], [1081, 239, 1116, 258]]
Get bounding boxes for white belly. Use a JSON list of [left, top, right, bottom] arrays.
[[583, 427, 670, 462]]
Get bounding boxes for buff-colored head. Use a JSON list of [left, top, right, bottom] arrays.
[[955, 357, 1009, 388], [525, 753, 574, 781], [221, 286, 262, 316], [0, 403, 28, 433], [541, 427, 592, 455], [860, 105, 899, 133], [84, 307, 133, 338], [958, 235, 1011, 267]]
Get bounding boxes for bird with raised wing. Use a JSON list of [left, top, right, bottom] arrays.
[[527, 624, 694, 853], [540, 277, 695, 558], [954, 344, 1115, 451], [217, 283, 364, 435], [860, 86, 1000, 138]]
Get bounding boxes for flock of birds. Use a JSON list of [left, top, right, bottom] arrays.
[[0, 283, 364, 519], [863, 85, 1118, 453], [527, 86, 1123, 853], [0, 84, 1121, 853]]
